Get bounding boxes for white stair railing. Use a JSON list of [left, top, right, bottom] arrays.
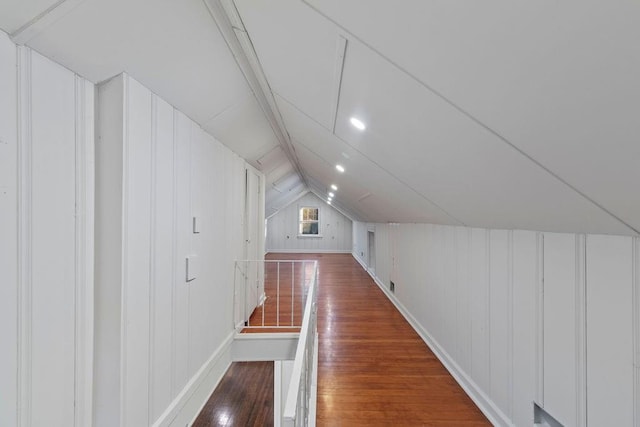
[[282, 263, 318, 427], [233, 260, 316, 330]]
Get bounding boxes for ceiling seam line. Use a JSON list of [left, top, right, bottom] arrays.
[[300, 0, 639, 235], [279, 95, 464, 225], [330, 36, 348, 135]]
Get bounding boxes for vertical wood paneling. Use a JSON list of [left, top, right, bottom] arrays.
[[443, 226, 457, 356], [542, 232, 579, 427], [73, 76, 95, 427], [512, 230, 537, 427], [422, 224, 437, 336], [535, 234, 544, 406], [361, 222, 639, 427], [29, 51, 77, 427], [267, 192, 352, 252], [455, 227, 472, 373], [95, 73, 125, 427], [586, 235, 634, 426], [96, 75, 252, 426], [122, 76, 152, 427], [150, 96, 175, 422], [431, 225, 446, 345], [489, 230, 510, 415], [470, 228, 490, 393], [173, 110, 191, 395], [0, 32, 18, 427], [575, 235, 586, 427]]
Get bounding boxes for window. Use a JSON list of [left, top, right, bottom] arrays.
[[299, 207, 319, 236]]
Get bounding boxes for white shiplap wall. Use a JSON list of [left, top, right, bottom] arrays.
[[353, 221, 640, 427], [94, 74, 252, 427], [0, 35, 94, 427], [266, 192, 352, 253]]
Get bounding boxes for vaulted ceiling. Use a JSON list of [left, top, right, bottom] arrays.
[[1, 0, 639, 234]]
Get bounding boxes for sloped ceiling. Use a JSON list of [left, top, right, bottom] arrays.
[[0, 0, 307, 216], [233, 0, 640, 235], [1, 0, 639, 235]]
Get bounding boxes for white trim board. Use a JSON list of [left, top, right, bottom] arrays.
[[354, 252, 510, 426]]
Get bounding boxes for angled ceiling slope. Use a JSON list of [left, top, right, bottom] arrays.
[[0, 0, 308, 217], [233, 0, 640, 235]]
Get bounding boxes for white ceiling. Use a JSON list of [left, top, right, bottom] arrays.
[[1, 0, 638, 234], [0, 0, 307, 215]]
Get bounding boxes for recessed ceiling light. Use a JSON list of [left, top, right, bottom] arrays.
[[327, 200, 332, 205], [331, 184, 338, 191], [328, 192, 335, 198], [350, 117, 366, 131], [336, 164, 345, 173]]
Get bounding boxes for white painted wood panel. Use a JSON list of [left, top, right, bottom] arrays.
[[0, 32, 18, 427], [442, 226, 457, 356], [172, 109, 192, 396], [423, 224, 438, 339], [267, 192, 352, 253], [455, 227, 472, 374], [150, 95, 175, 422], [586, 235, 634, 426], [542, 232, 580, 427], [512, 230, 538, 427], [28, 50, 77, 427], [489, 230, 510, 416], [122, 76, 153, 427], [360, 222, 639, 427], [95, 73, 125, 427], [95, 73, 254, 427], [470, 228, 490, 393]]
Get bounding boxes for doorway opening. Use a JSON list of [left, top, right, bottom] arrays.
[[367, 230, 375, 275]]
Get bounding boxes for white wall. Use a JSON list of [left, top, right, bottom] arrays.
[[94, 73, 257, 427], [266, 192, 352, 253], [0, 33, 94, 427], [353, 221, 640, 427]]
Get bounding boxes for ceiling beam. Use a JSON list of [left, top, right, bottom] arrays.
[[203, 0, 308, 190]]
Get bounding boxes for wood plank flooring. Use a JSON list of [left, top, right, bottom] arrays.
[[270, 253, 490, 426], [192, 361, 274, 427], [196, 253, 489, 426]]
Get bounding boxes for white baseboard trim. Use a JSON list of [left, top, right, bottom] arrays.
[[351, 252, 368, 271], [266, 249, 352, 254], [359, 262, 511, 426], [152, 332, 234, 427]]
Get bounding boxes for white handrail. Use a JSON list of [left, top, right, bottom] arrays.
[[282, 261, 318, 426]]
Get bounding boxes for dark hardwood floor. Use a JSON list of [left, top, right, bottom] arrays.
[[192, 362, 274, 427], [195, 253, 489, 426]]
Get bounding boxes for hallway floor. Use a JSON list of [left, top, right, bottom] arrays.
[[272, 253, 489, 426], [195, 253, 489, 426]]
